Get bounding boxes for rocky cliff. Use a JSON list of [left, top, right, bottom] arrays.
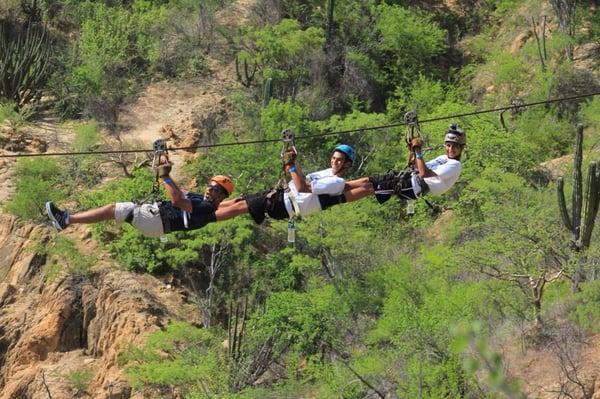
[[0, 215, 198, 398]]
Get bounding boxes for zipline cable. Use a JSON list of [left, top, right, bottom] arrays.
[[2, 90, 600, 158]]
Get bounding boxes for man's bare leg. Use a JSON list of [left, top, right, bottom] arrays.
[[343, 185, 375, 203], [215, 199, 249, 221], [69, 204, 116, 224]]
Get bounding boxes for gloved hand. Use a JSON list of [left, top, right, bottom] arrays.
[[158, 163, 172, 178], [282, 149, 297, 165], [410, 137, 423, 150]]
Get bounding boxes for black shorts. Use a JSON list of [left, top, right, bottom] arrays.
[[244, 189, 289, 224], [318, 194, 346, 210]]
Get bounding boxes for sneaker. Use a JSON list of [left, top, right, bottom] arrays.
[[375, 193, 392, 204], [45, 202, 69, 231]]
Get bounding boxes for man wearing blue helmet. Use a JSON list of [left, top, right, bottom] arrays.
[[216, 144, 360, 224]]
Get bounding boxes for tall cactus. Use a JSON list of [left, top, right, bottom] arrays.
[[326, 0, 335, 44], [557, 124, 600, 249], [262, 78, 273, 107], [0, 20, 51, 107], [234, 55, 257, 88]]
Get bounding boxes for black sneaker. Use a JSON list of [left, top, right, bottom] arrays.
[[375, 193, 392, 204], [45, 202, 69, 231]]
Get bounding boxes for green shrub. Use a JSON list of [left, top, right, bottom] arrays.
[[48, 1, 168, 119], [240, 19, 325, 98], [35, 235, 95, 280], [120, 321, 229, 396], [64, 120, 103, 189], [0, 101, 33, 133], [374, 4, 447, 89], [64, 368, 93, 394], [4, 158, 66, 221], [570, 280, 600, 332]]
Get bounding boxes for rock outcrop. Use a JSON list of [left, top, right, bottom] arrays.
[[0, 215, 199, 398]]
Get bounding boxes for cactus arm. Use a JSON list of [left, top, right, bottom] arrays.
[[262, 78, 272, 107], [580, 162, 600, 248], [572, 124, 584, 241], [0, 21, 50, 107], [558, 177, 573, 232]]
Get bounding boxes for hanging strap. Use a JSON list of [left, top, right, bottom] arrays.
[[404, 111, 425, 170], [138, 139, 170, 205], [278, 129, 301, 218]]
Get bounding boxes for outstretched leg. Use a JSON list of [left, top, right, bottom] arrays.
[[46, 202, 118, 231], [215, 198, 249, 221], [344, 172, 407, 204], [69, 204, 116, 224], [343, 179, 375, 203]]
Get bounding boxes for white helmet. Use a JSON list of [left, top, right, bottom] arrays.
[[444, 124, 466, 145]]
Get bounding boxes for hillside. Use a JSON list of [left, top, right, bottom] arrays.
[[3, 0, 600, 398]]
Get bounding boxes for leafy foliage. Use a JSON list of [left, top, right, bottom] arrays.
[[34, 235, 95, 280], [121, 321, 229, 396], [374, 4, 447, 89], [4, 158, 66, 221], [12, 1, 600, 397], [238, 19, 325, 98]]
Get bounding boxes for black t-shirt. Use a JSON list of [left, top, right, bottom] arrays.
[[159, 192, 217, 232]]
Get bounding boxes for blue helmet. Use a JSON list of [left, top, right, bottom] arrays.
[[334, 144, 356, 163]]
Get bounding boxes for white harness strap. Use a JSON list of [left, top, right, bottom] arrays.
[[183, 193, 190, 229], [287, 190, 301, 217]]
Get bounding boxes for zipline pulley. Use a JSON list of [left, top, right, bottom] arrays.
[[280, 128, 297, 157]]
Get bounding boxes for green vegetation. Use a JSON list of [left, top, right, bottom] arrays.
[[4, 158, 65, 221], [5, 0, 600, 397], [63, 368, 94, 395], [35, 235, 95, 280]]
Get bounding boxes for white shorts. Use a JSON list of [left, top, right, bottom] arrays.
[[114, 202, 164, 238]]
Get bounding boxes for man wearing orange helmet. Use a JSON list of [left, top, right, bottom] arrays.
[[45, 164, 235, 238]]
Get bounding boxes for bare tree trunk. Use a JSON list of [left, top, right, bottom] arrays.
[[531, 16, 546, 71], [202, 242, 228, 327], [549, 0, 576, 59]]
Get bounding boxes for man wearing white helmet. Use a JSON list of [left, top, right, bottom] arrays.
[[342, 124, 466, 202]]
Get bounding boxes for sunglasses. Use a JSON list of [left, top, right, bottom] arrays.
[[206, 183, 227, 196]]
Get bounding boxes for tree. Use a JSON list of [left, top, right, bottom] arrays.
[[238, 19, 325, 100], [459, 169, 569, 327]]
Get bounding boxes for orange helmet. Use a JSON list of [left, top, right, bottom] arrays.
[[210, 175, 234, 196]]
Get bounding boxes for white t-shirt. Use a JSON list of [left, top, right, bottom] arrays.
[[284, 168, 346, 216], [423, 155, 462, 195]]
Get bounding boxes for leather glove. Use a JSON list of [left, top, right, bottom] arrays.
[[410, 137, 423, 149], [158, 163, 172, 178], [282, 149, 297, 165]]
